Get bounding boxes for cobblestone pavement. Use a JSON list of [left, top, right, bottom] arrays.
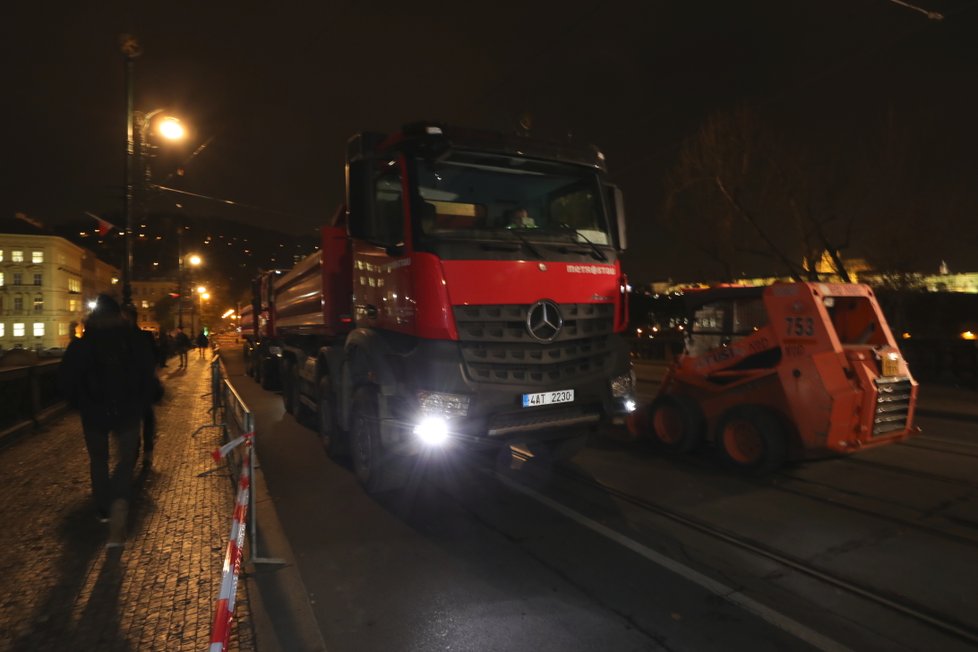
[[0, 354, 255, 652]]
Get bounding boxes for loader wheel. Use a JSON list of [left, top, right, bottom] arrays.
[[351, 386, 407, 493], [648, 395, 703, 453], [317, 377, 346, 458], [717, 407, 787, 475]]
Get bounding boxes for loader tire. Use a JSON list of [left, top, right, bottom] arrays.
[[717, 406, 787, 475], [648, 395, 703, 453]]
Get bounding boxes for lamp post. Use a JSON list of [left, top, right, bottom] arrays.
[[121, 34, 141, 309], [178, 251, 202, 330], [119, 34, 187, 308], [194, 286, 210, 336]]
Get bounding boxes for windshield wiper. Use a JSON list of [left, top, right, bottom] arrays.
[[501, 228, 544, 259], [556, 224, 608, 262]]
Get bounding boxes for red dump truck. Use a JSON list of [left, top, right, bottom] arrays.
[[630, 282, 918, 473], [248, 122, 636, 491]]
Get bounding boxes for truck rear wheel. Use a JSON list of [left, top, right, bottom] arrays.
[[260, 357, 277, 391], [282, 361, 295, 414], [317, 377, 346, 458], [648, 395, 703, 453], [717, 406, 787, 475], [351, 385, 407, 493]]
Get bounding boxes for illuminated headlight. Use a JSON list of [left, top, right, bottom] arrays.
[[623, 398, 637, 413], [610, 371, 636, 398], [414, 416, 449, 445], [417, 391, 470, 417], [269, 345, 282, 357]]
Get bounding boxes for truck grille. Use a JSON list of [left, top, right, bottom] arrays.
[[873, 377, 913, 436], [454, 303, 616, 386]]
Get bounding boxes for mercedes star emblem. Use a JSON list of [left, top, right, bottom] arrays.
[[526, 299, 563, 343]]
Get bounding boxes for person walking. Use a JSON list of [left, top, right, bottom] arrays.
[[59, 294, 159, 546], [174, 327, 191, 368], [195, 329, 209, 359], [157, 329, 171, 368], [123, 305, 162, 466]]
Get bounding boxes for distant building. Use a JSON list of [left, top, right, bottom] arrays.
[[0, 232, 119, 351], [131, 278, 177, 333]]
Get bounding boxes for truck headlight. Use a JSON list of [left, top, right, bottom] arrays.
[[417, 391, 470, 417], [610, 371, 636, 398], [414, 416, 449, 445]]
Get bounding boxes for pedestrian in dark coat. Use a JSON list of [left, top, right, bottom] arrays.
[[196, 329, 209, 359], [174, 327, 191, 368], [157, 330, 171, 368], [123, 305, 163, 466], [59, 294, 159, 546]]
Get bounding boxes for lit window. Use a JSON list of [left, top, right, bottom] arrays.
[[141, 300, 149, 308], [0, 323, 4, 337], [11, 250, 23, 262], [58, 323, 68, 336], [0, 272, 4, 286], [32, 251, 43, 263], [68, 278, 81, 293], [13, 323, 25, 337], [33, 273, 42, 286], [33, 323, 44, 337], [0, 249, 3, 261], [34, 295, 43, 312]]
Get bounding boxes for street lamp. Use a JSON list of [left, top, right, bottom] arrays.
[[194, 285, 210, 336], [120, 35, 188, 309], [177, 252, 202, 329]]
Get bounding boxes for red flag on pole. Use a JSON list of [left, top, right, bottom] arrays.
[[85, 212, 115, 236]]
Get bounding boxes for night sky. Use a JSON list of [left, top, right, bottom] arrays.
[[4, 1, 977, 282]]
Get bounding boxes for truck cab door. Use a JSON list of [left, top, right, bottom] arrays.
[[349, 157, 415, 332]]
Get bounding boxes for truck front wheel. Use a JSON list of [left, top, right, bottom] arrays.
[[716, 406, 787, 475], [351, 386, 406, 493]]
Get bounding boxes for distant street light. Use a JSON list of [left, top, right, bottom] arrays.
[[177, 251, 202, 329]]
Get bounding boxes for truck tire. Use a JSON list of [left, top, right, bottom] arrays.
[[317, 377, 346, 458], [282, 361, 295, 414], [351, 385, 407, 493], [292, 364, 312, 424], [716, 406, 787, 475], [260, 358, 277, 391], [648, 394, 703, 453]]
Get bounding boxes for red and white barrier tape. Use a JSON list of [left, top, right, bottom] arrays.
[[208, 443, 252, 652], [211, 431, 253, 463]]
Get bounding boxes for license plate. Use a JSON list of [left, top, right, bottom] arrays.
[[522, 389, 574, 407]]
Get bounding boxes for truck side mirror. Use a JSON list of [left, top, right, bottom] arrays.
[[606, 184, 627, 251]]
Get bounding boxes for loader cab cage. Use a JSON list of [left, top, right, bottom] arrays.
[[684, 288, 768, 358], [824, 296, 887, 347]]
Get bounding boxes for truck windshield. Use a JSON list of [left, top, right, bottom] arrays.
[[413, 150, 612, 246]]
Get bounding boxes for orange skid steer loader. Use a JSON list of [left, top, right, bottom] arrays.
[[630, 282, 918, 473]]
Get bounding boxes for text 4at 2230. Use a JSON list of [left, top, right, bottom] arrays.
[[522, 389, 575, 407]]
